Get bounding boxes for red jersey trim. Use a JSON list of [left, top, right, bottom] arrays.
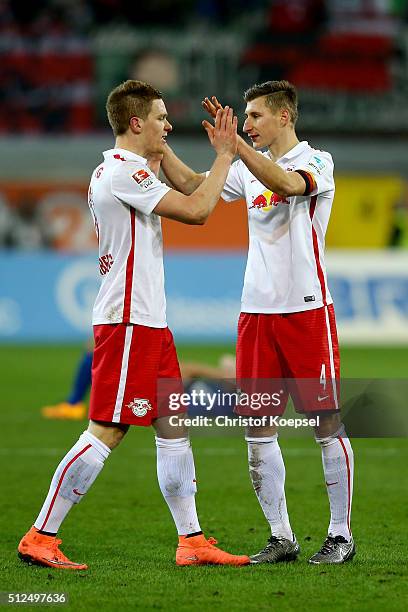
[[123, 208, 136, 323], [309, 196, 327, 305]]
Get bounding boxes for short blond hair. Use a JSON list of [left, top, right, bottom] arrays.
[[106, 80, 162, 136], [244, 80, 298, 125]]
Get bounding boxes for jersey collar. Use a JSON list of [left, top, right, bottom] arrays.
[[103, 148, 147, 164], [266, 141, 309, 163]]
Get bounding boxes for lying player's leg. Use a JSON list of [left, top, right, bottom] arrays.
[[18, 421, 127, 570], [41, 345, 93, 420]]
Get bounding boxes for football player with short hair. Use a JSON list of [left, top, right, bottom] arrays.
[[18, 80, 249, 570], [160, 80, 355, 565]]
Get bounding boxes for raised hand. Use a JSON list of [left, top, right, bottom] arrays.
[[203, 106, 237, 159], [202, 96, 224, 119]]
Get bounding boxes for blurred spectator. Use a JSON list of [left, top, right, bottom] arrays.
[[0, 195, 14, 247], [127, 48, 190, 120], [129, 48, 181, 94], [3, 196, 51, 249], [0, 0, 407, 134], [0, 0, 93, 133]]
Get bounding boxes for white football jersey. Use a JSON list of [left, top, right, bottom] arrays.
[[88, 148, 170, 327], [222, 141, 334, 313]]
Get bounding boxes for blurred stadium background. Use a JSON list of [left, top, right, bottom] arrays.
[[1, 0, 408, 349], [1, 2, 408, 608]]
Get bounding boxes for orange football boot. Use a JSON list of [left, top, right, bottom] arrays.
[[41, 401, 87, 420], [18, 527, 88, 570], [176, 534, 249, 566]]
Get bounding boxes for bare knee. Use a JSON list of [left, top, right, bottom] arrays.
[[246, 424, 278, 439], [88, 420, 129, 449], [314, 412, 341, 438], [153, 415, 188, 439]]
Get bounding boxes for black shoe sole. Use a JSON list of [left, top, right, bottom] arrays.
[[250, 549, 300, 565], [18, 552, 38, 566], [18, 551, 87, 570]]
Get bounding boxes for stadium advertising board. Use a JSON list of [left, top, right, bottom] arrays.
[[0, 174, 404, 250], [1, 251, 407, 344]]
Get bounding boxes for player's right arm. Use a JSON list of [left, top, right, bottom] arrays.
[[154, 107, 237, 225]]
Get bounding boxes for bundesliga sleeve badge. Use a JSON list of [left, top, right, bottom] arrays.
[[132, 168, 154, 190]]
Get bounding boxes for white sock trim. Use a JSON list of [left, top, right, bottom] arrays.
[[246, 434, 278, 444], [315, 424, 346, 445], [155, 437, 190, 449], [82, 430, 111, 459]]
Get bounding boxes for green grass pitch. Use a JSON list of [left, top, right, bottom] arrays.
[[1, 344, 407, 611]]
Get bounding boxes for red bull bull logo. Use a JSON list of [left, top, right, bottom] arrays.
[[249, 190, 289, 211]]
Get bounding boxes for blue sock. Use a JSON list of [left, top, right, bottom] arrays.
[[67, 351, 93, 404]]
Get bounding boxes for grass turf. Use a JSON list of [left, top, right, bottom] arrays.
[[0, 344, 407, 611]]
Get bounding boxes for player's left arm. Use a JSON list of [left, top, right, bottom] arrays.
[[161, 144, 206, 195]]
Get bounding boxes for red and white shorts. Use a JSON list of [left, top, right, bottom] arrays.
[[89, 323, 184, 426], [236, 305, 340, 416]]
